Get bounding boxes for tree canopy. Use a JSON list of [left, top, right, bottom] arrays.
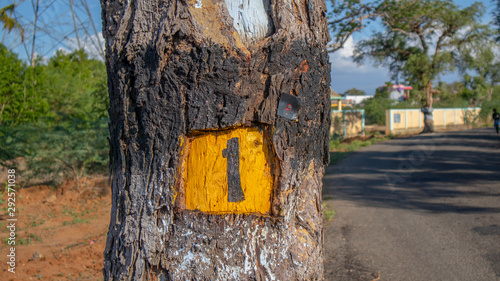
[[344, 87, 366, 96], [0, 4, 24, 43], [458, 40, 500, 105], [352, 0, 491, 106], [0, 44, 109, 185], [327, 0, 390, 52], [0, 44, 108, 125], [495, 0, 500, 42]]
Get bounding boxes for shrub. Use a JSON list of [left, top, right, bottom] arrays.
[[0, 118, 109, 187], [363, 97, 394, 125]]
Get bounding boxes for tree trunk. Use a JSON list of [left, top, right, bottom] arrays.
[[423, 81, 434, 133], [100, 0, 331, 280]]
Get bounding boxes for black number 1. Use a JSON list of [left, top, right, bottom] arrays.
[[222, 137, 245, 203]]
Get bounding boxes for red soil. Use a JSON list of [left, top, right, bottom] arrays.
[[0, 177, 111, 281]]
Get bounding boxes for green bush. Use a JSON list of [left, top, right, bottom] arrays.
[[363, 97, 394, 125], [0, 118, 109, 187], [0, 45, 108, 126], [479, 85, 500, 122], [0, 45, 110, 187]]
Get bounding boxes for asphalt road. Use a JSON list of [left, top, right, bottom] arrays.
[[323, 128, 500, 281]]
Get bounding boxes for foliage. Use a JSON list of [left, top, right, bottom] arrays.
[[327, 0, 392, 52], [329, 135, 394, 165], [431, 81, 468, 108], [353, 0, 491, 106], [0, 4, 24, 42], [0, 44, 50, 124], [363, 96, 394, 125], [322, 203, 336, 221], [0, 45, 108, 125], [41, 49, 109, 121], [457, 41, 500, 106], [495, 0, 500, 42], [343, 88, 366, 96], [0, 45, 109, 187], [479, 85, 500, 121], [0, 118, 109, 187], [374, 82, 392, 99]]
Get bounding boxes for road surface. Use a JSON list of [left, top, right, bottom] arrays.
[[323, 128, 500, 281]]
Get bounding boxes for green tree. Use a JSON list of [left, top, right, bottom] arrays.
[[433, 81, 468, 108], [0, 47, 108, 125], [495, 0, 500, 42], [327, 0, 391, 52], [353, 0, 491, 132], [344, 87, 366, 96], [41, 49, 108, 121], [363, 96, 393, 125], [0, 44, 50, 125], [0, 4, 24, 43], [0, 47, 109, 185], [0, 43, 24, 124], [374, 82, 393, 99], [458, 40, 500, 106]]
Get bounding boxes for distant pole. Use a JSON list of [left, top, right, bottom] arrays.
[[69, 0, 82, 49], [81, 0, 105, 60], [30, 0, 39, 67]]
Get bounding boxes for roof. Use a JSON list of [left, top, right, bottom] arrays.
[[330, 89, 345, 100]]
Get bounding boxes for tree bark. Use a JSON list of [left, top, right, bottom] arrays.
[[423, 81, 434, 133], [101, 0, 331, 280]]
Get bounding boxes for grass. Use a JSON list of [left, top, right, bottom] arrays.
[[323, 195, 334, 200], [329, 134, 394, 165], [31, 219, 45, 227], [62, 205, 92, 225], [323, 203, 336, 222], [18, 234, 43, 245]]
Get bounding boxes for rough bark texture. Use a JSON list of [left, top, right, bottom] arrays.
[[423, 82, 435, 133], [101, 0, 331, 280]]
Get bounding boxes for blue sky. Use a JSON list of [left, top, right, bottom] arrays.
[[3, 0, 498, 96], [3, 0, 103, 60]]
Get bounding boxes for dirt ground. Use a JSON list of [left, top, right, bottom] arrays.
[[0, 177, 111, 281]]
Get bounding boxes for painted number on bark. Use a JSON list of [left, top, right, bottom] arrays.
[[181, 127, 274, 214], [222, 138, 245, 203]]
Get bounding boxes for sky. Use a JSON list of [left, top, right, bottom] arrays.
[[2, 0, 498, 96], [2, 0, 104, 61]]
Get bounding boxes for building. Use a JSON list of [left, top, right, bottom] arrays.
[[344, 95, 372, 105], [330, 89, 346, 110], [388, 84, 413, 101]]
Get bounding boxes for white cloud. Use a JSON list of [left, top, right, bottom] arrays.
[[336, 36, 355, 58], [66, 32, 105, 61], [329, 37, 360, 73], [329, 36, 391, 94]]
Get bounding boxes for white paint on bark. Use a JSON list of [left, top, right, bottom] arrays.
[[224, 0, 273, 45]]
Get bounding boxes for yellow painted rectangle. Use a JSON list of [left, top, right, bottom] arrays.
[[180, 127, 274, 214]]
